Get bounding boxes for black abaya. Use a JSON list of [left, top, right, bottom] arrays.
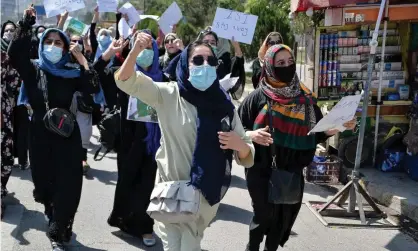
[[8, 19, 99, 242]]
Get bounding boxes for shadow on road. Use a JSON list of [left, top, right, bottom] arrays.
[[8, 208, 48, 246], [230, 175, 247, 190], [111, 230, 164, 250], [84, 168, 117, 186], [68, 233, 107, 251], [213, 203, 252, 225]]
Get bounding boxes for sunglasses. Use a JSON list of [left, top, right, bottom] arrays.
[[71, 40, 83, 45], [191, 55, 218, 67], [165, 39, 175, 44], [268, 40, 281, 46]]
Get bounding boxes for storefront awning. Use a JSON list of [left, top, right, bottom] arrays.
[[291, 0, 370, 12]]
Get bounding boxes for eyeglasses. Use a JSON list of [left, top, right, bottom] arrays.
[[202, 40, 217, 46], [191, 55, 218, 67], [268, 40, 281, 46]]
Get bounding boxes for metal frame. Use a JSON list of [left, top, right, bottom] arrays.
[[306, 0, 398, 228]]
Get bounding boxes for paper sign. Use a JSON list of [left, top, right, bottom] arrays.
[[118, 18, 132, 39], [308, 94, 361, 134], [127, 96, 158, 123], [158, 2, 183, 35], [43, 0, 86, 18], [63, 17, 90, 36], [119, 2, 141, 27], [97, 0, 118, 13], [211, 8, 258, 45], [220, 74, 239, 91]]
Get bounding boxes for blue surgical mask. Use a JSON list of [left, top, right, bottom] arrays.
[[43, 45, 63, 64], [136, 49, 154, 69], [188, 65, 217, 91], [98, 35, 111, 48]]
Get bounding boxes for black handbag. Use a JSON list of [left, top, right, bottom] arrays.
[[267, 101, 303, 205], [76, 95, 94, 114], [39, 69, 75, 138]]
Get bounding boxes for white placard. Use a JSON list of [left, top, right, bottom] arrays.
[[308, 95, 361, 134], [43, 0, 86, 18], [158, 2, 183, 35], [220, 74, 239, 91], [118, 17, 132, 39], [97, 0, 118, 13], [211, 8, 258, 45], [119, 2, 141, 27]]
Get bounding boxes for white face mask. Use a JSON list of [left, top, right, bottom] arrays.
[[37, 32, 43, 39], [2, 32, 14, 42]]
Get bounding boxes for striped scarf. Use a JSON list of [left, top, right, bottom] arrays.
[[253, 44, 318, 150]]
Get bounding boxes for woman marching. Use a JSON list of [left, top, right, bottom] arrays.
[[8, 7, 99, 250], [238, 44, 356, 251], [115, 32, 254, 251]]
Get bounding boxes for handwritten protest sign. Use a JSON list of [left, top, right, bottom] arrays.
[[211, 8, 258, 45], [97, 0, 118, 13], [119, 2, 141, 27], [127, 96, 158, 123], [43, 0, 85, 18], [63, 17, 90, 36], [308, 94, 361, 134], [158, 2, 183, 35]]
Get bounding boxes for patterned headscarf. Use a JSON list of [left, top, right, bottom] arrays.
[[258, 32, 284, 67], [254, 44, 318, 150]]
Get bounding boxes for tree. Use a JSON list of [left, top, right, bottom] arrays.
[[243, 0, 293, 59]]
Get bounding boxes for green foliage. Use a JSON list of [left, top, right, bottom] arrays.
[[243, 0, 293, 59]]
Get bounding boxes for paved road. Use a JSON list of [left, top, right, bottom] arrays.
[[2, 132, 418, 251]]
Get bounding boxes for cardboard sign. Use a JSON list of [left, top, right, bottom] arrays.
[[119, 2, 141, 27], [158, 2, 183, 35], [97, 0, 118, 13], [63, 17, 90, 36], [43, 0, 85, 18], [211, 8, 258, 45]]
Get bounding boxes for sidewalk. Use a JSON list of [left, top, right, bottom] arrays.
[[361, 168, 418, 222]]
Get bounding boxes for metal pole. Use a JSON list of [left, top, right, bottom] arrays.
[[348, 0, 387, 212], [373, 0, 390, 166]]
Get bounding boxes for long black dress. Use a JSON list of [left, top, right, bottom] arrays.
[[93, 57, 162, 237], [238, 88, 329, 251], [8, 19, 99, 242]]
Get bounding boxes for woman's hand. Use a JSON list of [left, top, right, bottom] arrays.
[[24, 5, 36, 18], [174, 39, 184, 50], [218, 131, 251, 158], [102, 38, 128, 61], [247, 126, 273, 146], [82, 35, 92, 54], [70, 42, 89, 69], [133, 32, 152, 54], [325, 117, 357, 136], [231, 36, 243, 58]]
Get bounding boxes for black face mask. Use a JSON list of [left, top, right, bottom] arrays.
[[274, 64, 296, 83]]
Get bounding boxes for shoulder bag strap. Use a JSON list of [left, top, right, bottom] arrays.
[[38, 69, 50, 111], [267, 101, 277, 169]]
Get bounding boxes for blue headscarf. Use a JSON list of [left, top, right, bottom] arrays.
[[94, 29, 113, 67], [134, 31, 164, 158], [176, 43, 235, 206], [35, 28, 81, 78]]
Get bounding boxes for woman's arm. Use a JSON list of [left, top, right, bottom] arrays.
[[115, 33, 171, 107], [90, 7, 99, 56], [115, 13, 122, 40], [8, 10, 37, 83], [57, 11, 69, 30]]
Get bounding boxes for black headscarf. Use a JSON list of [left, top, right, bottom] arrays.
[[1, 20, 16, 52]]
